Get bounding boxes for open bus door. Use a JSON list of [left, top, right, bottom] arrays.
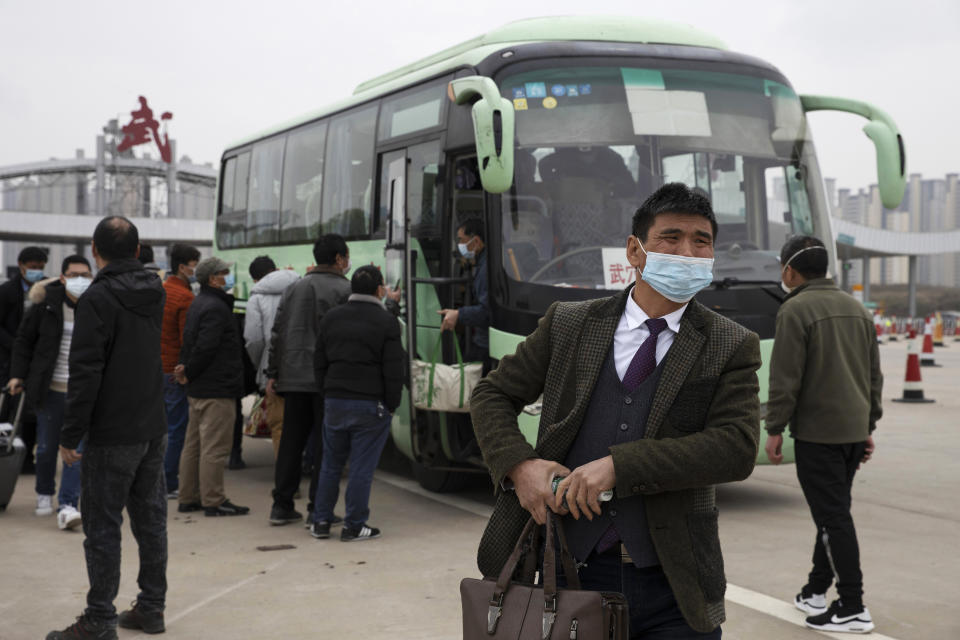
[[381, 147, 480, 491]]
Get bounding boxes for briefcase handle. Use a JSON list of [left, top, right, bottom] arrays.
[[488, 511, 582, 634]]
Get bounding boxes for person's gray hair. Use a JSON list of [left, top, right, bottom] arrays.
[[194, 257, 229, 285]]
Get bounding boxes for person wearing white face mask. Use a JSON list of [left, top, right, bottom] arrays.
[[438, 218, 491, 373], [765, 235, 881, 633], [6, 255, 93, 530], [471, 182, 762, 637]]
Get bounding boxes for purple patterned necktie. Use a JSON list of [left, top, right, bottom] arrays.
[[596, 317, 669, 554], [621, 318, 669, 391]]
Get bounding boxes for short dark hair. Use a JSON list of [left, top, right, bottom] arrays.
[[18, 246, 48, 265], [61, 255, 91, 275], [93, 216, 139, 261], [351, 265, 383, 295], [169, 243, 201, 276], [458, 217, 485, 241], [138, 243, 155, 265], [780, 235, 828, 280], [632, 183, 718, 243], [249, 255, 277, 281], [313, 234, 348, 266]]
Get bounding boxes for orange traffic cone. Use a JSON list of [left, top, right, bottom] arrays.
[[954, 323, 960, 342], [875, 322, 885, 344], [887, 319, 897, 341], [921, 317, 939, 367], [933, 312, 945, 347], [893, 340, 934, 403]]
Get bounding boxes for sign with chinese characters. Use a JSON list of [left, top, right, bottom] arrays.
[[602, 248, 636, 289], [116, 96, 173, 163]]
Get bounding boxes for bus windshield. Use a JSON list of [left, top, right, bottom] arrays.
[[497, 64, 827, 290]]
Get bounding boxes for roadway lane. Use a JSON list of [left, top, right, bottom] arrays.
[[1, 339, 956, 639]]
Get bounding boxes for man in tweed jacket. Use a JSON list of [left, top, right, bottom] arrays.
[[471, 183, 761, 636]]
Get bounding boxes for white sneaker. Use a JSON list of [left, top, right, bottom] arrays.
[[57, 505, 82, 530], [805, 599, 875, 633], [795, 591, 828, 615], [35, 494, 54, 516]]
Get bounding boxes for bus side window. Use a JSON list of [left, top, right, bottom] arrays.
[[217, 152, 250, 249], [246, 137, 284, 246], [322, 105, 378, 238], [281, 121, 327, 243]]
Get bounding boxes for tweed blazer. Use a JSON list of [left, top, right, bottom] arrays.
[[470, 289, 761, 633]]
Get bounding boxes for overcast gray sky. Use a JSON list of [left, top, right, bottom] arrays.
[[1, 0, 957, 192]]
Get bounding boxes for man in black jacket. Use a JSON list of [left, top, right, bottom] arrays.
[[7, 255, 92, 530], [48, 217, 168, 640], [174, 257, 249, 517], [309, 266, 405, 542], [265, 234, 351, 526], [1, 245, 49, 472]]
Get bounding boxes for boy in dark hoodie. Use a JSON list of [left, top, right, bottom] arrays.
[[47, 217, 168, 640]]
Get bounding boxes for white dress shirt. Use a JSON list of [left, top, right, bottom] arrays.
[[613, 289, 688, 381]]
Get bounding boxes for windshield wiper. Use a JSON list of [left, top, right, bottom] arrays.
[[711, 278, 782, 289]]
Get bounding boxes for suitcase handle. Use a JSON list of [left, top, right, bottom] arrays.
[[0, 391, 26, 439]]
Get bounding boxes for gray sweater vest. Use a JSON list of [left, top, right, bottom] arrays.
[[562, 347, 664, 567]]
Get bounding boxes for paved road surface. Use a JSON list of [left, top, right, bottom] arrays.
[[1, 340, 957, 639]]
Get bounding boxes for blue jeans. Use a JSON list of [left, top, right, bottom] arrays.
[[162, 375, 189, 492], [564, 549, 722, 639], [35, 390, 82, 509], [312, 398, 391, 529]]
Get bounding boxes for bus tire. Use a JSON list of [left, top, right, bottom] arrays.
[[411, 460, 470, 493]]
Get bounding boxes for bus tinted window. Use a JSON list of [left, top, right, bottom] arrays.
[[323, 105, 377, 237], [280, 121, 327, 243], [247, 137, 285, 245], [378, 82, 446, 140], [217, 151, 250, 248]]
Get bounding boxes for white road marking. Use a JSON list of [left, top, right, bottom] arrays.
[[376, 470, 903, 640], [374, 470, 494, 518], [129, 559, 287, 638], [725, 584, 898, 639]]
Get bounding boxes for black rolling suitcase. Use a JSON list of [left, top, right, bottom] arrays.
[[0, 392, 27, 511]]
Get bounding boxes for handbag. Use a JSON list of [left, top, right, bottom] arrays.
[[461, 512, 629, 639], [410, 331, 482, 413], [243, 395, 271, 438]]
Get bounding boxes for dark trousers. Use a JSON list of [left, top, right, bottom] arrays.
[[162, 375, 189, 492], [231, 396, 243, 457], [795, 439, 868, 606], [82, 435, 168, 624], [560, 548, 721, 639], [313, 398, 391, 529], [272, 391, 323, 514]]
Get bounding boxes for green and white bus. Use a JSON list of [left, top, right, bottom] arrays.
[[215, 16, 906, 489]]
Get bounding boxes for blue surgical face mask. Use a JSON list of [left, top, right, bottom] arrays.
[[636, 237, 714, 303], [24, 269, 44, 283], [222, 273, 235, 291], [458, 238, 476, 259]]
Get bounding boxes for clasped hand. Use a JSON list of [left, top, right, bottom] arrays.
[[508, 456, 616, 524]]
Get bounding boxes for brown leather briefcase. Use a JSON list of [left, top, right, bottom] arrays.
[[461, 512, 628, 639]]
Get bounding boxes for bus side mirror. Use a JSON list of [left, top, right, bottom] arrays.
[[800, 95, 906, 209], [449, 76, 515, 193]]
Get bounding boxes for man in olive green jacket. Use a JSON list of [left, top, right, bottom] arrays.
[[765, 235, 880, 634], [471, 183, 761, 636]]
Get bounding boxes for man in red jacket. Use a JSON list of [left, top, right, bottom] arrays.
[[160, 243, 200, 499]]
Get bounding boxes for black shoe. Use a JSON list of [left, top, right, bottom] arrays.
[[227, 452, 246, 470], [310, 521, 331, 538], [118, 601, 165, 634], [269, 504, 303, 526], [341, 523, 380, 542], [304, 514, 344, 529], [805, 599, 875, 633], [46, 615, 118, 639], [205, 499, 250, 517], [177, 502, 203, 513]]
